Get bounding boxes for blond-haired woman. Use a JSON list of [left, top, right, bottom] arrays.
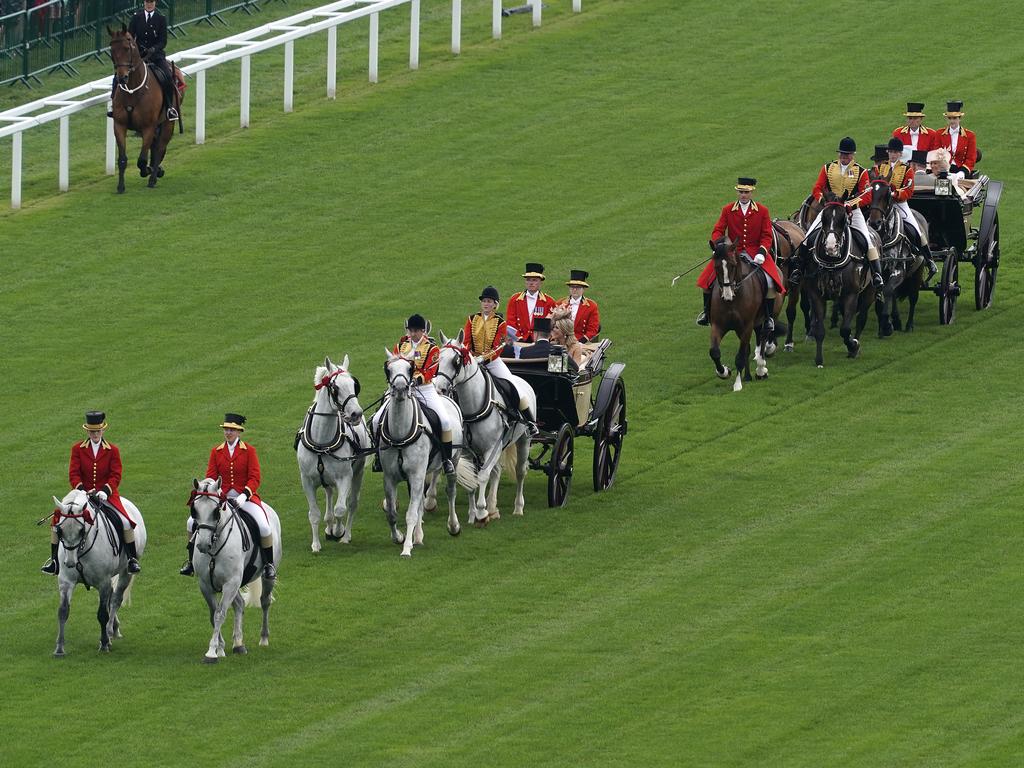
[[549, 309, 583, 367]]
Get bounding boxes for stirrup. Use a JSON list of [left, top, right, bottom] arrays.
[[263, 562, 277, 579], [695, 311, 709, 327], [525, 420, 540, 437], [925, 259, 937, 282], [127, 558, 141, 574], [41, 558, 58, 575], [166, 107, 179, 121], [179, 561, 194, 577], [442, 459, 456, 475]]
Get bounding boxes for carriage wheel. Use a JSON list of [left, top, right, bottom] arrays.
[[938, 255, 959, 326], [547, 423, 574, 508], [975, 213, 999, 310], [593, 380, 626, 492]]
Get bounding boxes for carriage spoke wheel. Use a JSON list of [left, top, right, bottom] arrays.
[[593, 381, 626, 492], [975, 213, 999, 310], [938, 254, 959, 325], [547, 423, 574, 508]]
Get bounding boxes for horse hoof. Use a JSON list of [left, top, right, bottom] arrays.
[[259, 637, 269, 647], [99, 644, 111, 653], [756, 372, 768, 381], [512, 509, 524, 517], [401, 551, 412, 558], [784, 343, 794, 352], [716, 366, 731, 380], [848, 341, 860, 358], [473, 518, 488, 529], [232, 645, 248, 655], [817, 364, 824, 369], [116, 186, 125, 194], [448, 525, 461, 537], [139, 167, 149, 178], [324, 533, 340, 542], [202, 655, 219, 664], [157, 167, 165, 178], [53, 650, 65, 658]]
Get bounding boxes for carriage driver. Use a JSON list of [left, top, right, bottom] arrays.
[[874, 137, 937, 281], [394, 314, 456, 475], [506, 263, 557, 343], [179, 414, 276, 578], [108, 0, 185, 120], [892, 102, 936, 158], [43, 411, 141, 575], [465, 286, 539, 436], [695, 178, 785, 330], [789, 137, 885, 290]]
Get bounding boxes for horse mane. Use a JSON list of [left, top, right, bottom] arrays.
[[314, 365, 330, 386]]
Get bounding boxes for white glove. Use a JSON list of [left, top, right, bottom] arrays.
[[235, 493, 248, 506], [96, 491, 108, 502], [754, 254, 765, 265]]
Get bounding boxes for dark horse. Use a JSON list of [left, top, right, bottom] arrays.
[[708, 238, 782, 391], [864, 173, 928, 336], [801, 194, 878, 367], [108, 27, 181, 193], [771, 218, 807, 352]]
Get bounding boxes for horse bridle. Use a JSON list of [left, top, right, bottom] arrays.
[[314, 369, 361, 423], [867, 181, 893, 220], [188, 489, 235, 550], [111, 36, 150, 94], [434, 343, 475, 394]]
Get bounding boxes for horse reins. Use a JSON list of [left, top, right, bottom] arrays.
[[112, 38, 150, 95]]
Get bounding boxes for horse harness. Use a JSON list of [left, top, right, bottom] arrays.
[[54, 499, 121, 587], [188, 490, 255, 588], [437, 344, 514, 456]]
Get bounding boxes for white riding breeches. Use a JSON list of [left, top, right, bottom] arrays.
[[414, 384, 453, 433], [896, 201, 925, 239], [186, 491, 271, 538], [806, 206, 872, 243], [484, 356, 514, 384]]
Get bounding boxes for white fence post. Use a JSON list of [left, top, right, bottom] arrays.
[[196, 70, 207, 145], [106, 119, 115, 175], [573, 0, 581, 11], [451, 0, 461, 55], [327, 25, 338, 99], [284, 41, 295, 113], [492, 0, 501, 39], [531, 0, 541, 27], [11, 132, 22, 210], [369, 13, 379, 83], [409, 0, 420, 70], [58, 116, 69, 192], [241, 55, 251, 128]]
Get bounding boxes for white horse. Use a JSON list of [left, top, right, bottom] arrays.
[[297, 355, 378, 552], [435, 330, 533, 524], [189, 477, 281, 662], [51, 489, 147, 657], [374, 351, 463, 556]]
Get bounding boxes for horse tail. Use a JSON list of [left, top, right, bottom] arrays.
[[455, 456, 479, 490], [112, 573, 135, 607]]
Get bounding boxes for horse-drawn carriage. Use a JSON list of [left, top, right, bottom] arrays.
[[505, 339, 627, 507], [908, 172, 1002, 324]]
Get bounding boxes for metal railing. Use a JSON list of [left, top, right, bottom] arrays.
[[1, 0, 583, 209]]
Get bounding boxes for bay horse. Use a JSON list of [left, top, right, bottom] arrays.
[[188, 477, 281, 662], [707, 238, 781, 391], [772, 218, 808, 351], [51, 489, 147, 657], [864, 173, 928, 336], [802, 194, 878, 367], [108, 27, 181, 193], [296, 356, 375, 552]]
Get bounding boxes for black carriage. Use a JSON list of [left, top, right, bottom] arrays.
[[908, 172, 1002, 324], [505, 339, 627, 507]]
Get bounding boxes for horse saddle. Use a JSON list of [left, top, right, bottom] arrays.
[[93, 500, 126, 551], [234, 507, 261, 585], [492, 377, 520, 415]]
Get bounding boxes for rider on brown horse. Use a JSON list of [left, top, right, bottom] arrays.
[[696, 178, 785, 331], [108, 0, 183, 121]]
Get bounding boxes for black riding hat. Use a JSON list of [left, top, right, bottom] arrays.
[[904, 102, 925, 117], [887, 137, 905, 153], [220, 413, 246, 431], [479, 285, 499, 302], [837, 136, 857, 153], [910, 149, 928, 166], [871, 144, 889, 162], [532, 317, 552, 334], [405, 314, 427, 331], [83, 411, 107, 430], [522, 263, 545, 280]]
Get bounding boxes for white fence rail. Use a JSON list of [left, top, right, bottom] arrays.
[[1, 0, 582, 210]]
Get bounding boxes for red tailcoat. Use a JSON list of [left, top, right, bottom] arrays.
[[699, 201, 785, 293], [934, 126, 977, 172], [557, 297, 601, 341], [891, 125, 937, 152], [69, 439, 130, 521], [505, 291, 556, 342], [206, 441, 262, 504]]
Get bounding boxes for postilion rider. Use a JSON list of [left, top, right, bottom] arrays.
[[42, 411, 141, 575], [179, 414, 276, 579], [789, 136, 885, 290], [465, 286, 539, 435], [696, 177, 785, 330], [393, 314, 456, 475]]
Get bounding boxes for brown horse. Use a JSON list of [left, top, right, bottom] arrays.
[[771, 218, 807, 351], [108, 27, 181, 193], [708, 238, 782, 392]]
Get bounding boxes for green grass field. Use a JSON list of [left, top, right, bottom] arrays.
[[2, 1, 1023, 765]]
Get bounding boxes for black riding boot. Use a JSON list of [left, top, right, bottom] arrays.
[[789, 243, 808, 285], [920, 242, 937, 283], [372, 451, 382, 473], [125, 540, 141, 574], [869, 259, 885, 289], [763, 294, 776, 333], [695, 291, 712, 326], [441, 440, 455, 475], [179, 538, 195, 576], [261, 547, 277, 579], [41, 542, 59, 575]]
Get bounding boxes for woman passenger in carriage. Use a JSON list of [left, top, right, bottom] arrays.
[[549, 309, 584, 368]]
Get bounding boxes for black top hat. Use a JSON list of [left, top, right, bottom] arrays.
[[522, 263, 546, 279], [944, 100, 964, 117], [837, 136, 857, 153], [887, 137, 905, 153], [871, 144, 889, 162], [405, 313, 427, 330], [220, 413, 247, 431], [479, 285, 499, 302], [532, 317, 552, 334], [566, 269, 590, 287], [735, 177, 757, 191], [82, 411, 107, 430], [904, 102, 925, 117], [910, 149, 928, 166]]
